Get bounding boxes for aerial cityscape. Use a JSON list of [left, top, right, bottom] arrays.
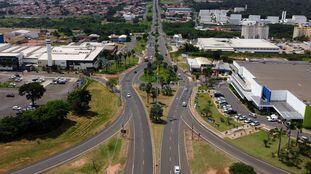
[[0, 0, 310, 174]]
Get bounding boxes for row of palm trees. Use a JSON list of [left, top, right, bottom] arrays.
[[97, 50, 136, 70]]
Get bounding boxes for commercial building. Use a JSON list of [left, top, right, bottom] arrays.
[[196, 38, 279, 53], [248, 15, 261, 22], [186, 57, 212, 71], [241, 21, 269, 39], [0, 42, 111, 70], [266, 16, 279, 24], [230, 60, 311, 127]]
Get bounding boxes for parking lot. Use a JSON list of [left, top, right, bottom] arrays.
[[214, 81, 311, 138], [0, 72, 78, 117]]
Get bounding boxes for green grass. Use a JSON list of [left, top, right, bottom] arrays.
[[195, 93, 242, 131], [134, 38, 147, 53], [0, 82, 15, 88], [48, 137, 126, 174], [0, 81, 121, 173], [189, 138, 236, 173], [99, 56, 138, 74], [227, 131, 311, 174]]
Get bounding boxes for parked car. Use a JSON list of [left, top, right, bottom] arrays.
[[235, 114, 241, 119], [249, 113, 257, 118], [244, 118, 253, 123], [250, 120, 260, 126], [182, 101, 187, 107], [6, 93, 15, 97], [238, 115, 247, 120], [12, 105, 22, 110]]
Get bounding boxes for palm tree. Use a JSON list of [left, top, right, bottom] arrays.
[[145, 82, 152, 103], [277, 127, 283, 157], [295, 121, 303, 146]]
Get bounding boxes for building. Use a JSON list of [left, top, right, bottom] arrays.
[[109, 34, 128, 42], [230, 60, 311, 127], [167, 8, 192, 14], [196, 38, 279, 53], [233, 7, 245, 13], [229, 14, 242, 25], [241, 21, 269, 39], [293, 25, 311, 39], [292, 15, 307, 24], [199, 10, 229, 24], [10, 29, 39, 39], [0, 42, 110, 70], [266, 16, 279, 24], [248, 15, 261, 22], [186, 57, 212, 71]]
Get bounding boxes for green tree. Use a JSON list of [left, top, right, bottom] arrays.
[[150, 103, 163, 122], [229, 162, 256, 174], [19, 82, 46, 106], [67, 89, 91, 114], [305, 161, 311, 174], [145, 82, 153, 103]]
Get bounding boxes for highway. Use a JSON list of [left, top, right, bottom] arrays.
[[153, 0, 289, 173]]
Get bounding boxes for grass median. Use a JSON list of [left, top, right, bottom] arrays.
[[0, 81, 121, 173], [47, 134, 128, 174]]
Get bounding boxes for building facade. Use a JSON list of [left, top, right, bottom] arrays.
[[241, 21, 269, 39]]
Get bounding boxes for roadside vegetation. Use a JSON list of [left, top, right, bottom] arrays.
[[186, 129, 236, 173], [134, 34, 148, 54], [195, 93, 241, 132], [0, 80, 121, 173], [227, 130, 311, 174], [47, 135, 127, 174], [98, 50, 138, 74], [163, 21, 240, 39]]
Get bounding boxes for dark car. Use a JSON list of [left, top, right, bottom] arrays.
[[6, 93, 15, 97]]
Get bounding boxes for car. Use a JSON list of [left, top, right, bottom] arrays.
[[244, 118, 253, 123], [235, 114, 241, 119], [249, 113, 257, 118], [174, 165, 180, 174], [126, 93, 131, 98], [250, 120, 260, 126], [238, 115, 247, 120], [6, 93, 15, 97], [267, 116, 277, 122], [182, 101, 187, 107], [134, 71, 137, 74], [12, 106, 22, 110], [14, 77, 23, 82]]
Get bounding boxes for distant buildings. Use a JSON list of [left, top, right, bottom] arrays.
[[229, 14, 242, 25], [196, 38, 279, 53], [199, 10, 229, 24], [164, 7, 192, 22], [241, 21, 269, 39], [9, 30, 39, 39], [293, 25, 311, 39], [108, 34, 128, 43]]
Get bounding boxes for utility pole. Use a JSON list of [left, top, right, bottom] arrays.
[[191, 123, 194, 140]]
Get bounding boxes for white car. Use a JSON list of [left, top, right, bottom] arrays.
[[126, 93, 131, 98], [174, 165, 180, 174], [12, 106, 22, 110], [182, 101, 187, 107]]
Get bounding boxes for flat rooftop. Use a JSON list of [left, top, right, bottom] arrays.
[[236, 60, 311, 103]]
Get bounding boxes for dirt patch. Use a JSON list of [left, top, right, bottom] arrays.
[[70, 159, 87, 167], [185, 129, 194, 160], [106, 164, 121, 174]]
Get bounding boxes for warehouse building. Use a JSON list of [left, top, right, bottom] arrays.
[[230, 60, 311, 127], [196, 38, 280, 53], [0, 42, 110, 70], [241, 21, 269, 39]]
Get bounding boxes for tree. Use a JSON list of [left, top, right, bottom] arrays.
[[67, 89, 91, 114], [203, 67, 212, 84], [145, 82, 153, 103], [106, 78, 118, 91], [150, 103, 163, 122], [305, 161, 311, 174], [19, 82, 46, 106], [229, 162, 256, 174], [162, 85, 173, 96]]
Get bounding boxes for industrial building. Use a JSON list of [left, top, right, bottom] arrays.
[[230, 60, 311, 127], [0, 41, 112, 70], [196, 38, 280, 53], [229, 14, 242, 25], [241, 21, 269, 39]]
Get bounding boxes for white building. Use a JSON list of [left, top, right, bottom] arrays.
[[241, 21, 269, 39], [266, 16, 279, 24], [199, 9, 229, 24], [229, 14, 242, 25], [292, 15, 307, 24], [10, 29, 39, 39], [248, 15, 261, 22], [233, 7, 245, 13], [196, 38, 279, 53], [0, 42, 108, 70], [186, 57, 212, 71], [230, 60, 311, 126]]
